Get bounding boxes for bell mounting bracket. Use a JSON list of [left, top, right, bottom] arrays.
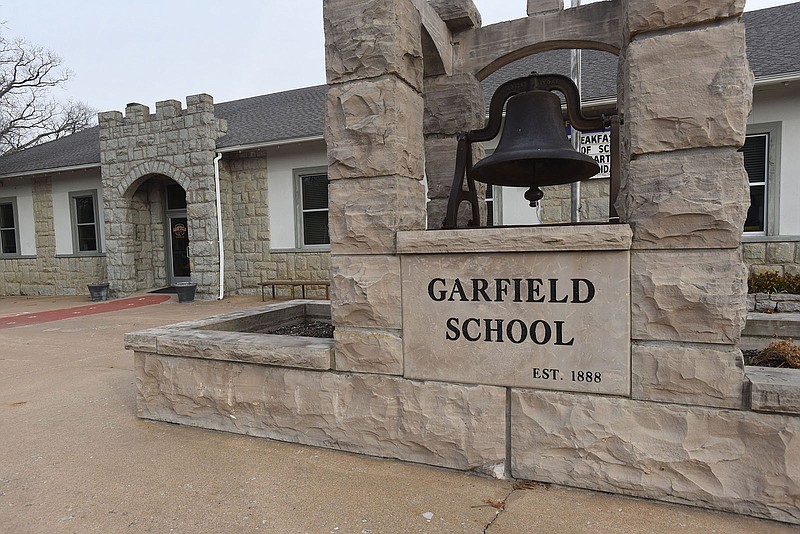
[[442, 72, 616, 229]]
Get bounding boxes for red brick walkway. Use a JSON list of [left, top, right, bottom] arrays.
[[0, 295, 171, 329]]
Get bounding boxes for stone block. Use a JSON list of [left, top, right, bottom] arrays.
[[631, 342, 746, 408], [510, 389, 800, 523], [625, 0, 744, 36], [136, 352, 506, 472], [330, 254, 402, 329], [625, 21, 753, 155], [428, 0, 481, 32], [423, 74, 485, 135], [766, 242, 795, 264], [329, 176, 426, 255], [423, 136, 459, 199], [619, 149, 748, 249], [334, 327, 403, 375], [742, 242, 766, 262], [326, 78, 424, 181], [323, 0, 423, 90], [631, 250, 747, 344], [747, 367, 800, 415], [527, 0, 562, 15]]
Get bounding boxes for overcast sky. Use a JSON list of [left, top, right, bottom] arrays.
[[1, 0, 795, 114]]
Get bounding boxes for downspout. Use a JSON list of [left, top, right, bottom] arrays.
[[214, 152, 224, 300]]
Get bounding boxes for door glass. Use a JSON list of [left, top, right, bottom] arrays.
[[170, 217, 191, 278]]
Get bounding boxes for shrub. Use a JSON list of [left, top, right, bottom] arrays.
[[746, 339, 800, 369], [748, 270, 800, 294]]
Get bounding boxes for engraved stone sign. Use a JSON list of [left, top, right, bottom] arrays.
[[399, 227, 631, 395]]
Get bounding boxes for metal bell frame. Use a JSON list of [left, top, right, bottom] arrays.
[[442, 72, 621, 229]]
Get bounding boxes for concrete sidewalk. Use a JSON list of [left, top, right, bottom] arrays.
[[0, 295, 794, 533]]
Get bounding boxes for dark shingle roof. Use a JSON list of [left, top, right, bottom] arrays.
[[0, 4, 796, 178]]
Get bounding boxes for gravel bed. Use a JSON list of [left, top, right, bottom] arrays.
[[267, 321, 334, 338]]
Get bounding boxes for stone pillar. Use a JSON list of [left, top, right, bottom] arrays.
[[618, 0, 752, 408], [323, 0, 427, 374], [423, 73, 486, 228]]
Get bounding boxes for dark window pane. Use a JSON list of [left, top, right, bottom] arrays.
[[302, 175, 328, 210], [166, 184, 187, 210], [303, 211, 329, 245], [0, 203, 14, 228], [78, 225, 98, 252], [1, 229, 16, 254], [486, 186, 494, 227], [745, 184, 765, 233], [74, 196, 95, 224], [742, 134, 767, 184]]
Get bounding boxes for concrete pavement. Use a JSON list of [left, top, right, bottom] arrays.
[[0, 294, 795, 533]]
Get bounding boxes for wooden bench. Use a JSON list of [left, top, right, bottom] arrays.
[[259, 280, 330, 301]]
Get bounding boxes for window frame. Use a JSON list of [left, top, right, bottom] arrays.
[[0, 197, 20, 257], [69, 189, 102, 255], [743, 122, 781, 236], [293, 167, 330, 250]]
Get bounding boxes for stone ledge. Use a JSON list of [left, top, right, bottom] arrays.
[[397, 224, 632, 254], [747, 366, 800, 415]]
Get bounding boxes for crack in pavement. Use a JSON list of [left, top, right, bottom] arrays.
[[482, 486, 516, 534]]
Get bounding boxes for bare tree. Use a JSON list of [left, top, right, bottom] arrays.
[[0, 35, 95, 155]]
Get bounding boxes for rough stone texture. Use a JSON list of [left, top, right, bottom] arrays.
[[527, 0, 562, 15], [630, 249, 747, 344], [747, 367, 800, 415], [625, 0, 745, 36], [631, 342, 746, 408], [326, 77, 425, 181], [323, 0, 423, 90], [423, 135, 486, 228], [511, 389, 800, 524], [330, 254, 402, 329], [619, 149, 749, 249], [154, 330, 333, 370], [428, 0, 481, 32], [328, 176, 426, 255], [398, 223, 632, 254], [747, 293, 800, 313], [99, 94, 227, 297], [136, 352, 507, 472], [423, 74, 485, 135], [333, 327, 403, 375], [625, 21, 753, 155]]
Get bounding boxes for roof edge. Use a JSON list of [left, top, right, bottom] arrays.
[[217, 135, 325, 153], [0, 162, 100, 180]]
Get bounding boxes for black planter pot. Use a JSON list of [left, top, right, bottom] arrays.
[[87, 282, 110, 301], [173, 282, 197, 303]]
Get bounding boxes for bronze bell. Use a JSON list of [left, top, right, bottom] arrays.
[[471, 90, 600, 206]]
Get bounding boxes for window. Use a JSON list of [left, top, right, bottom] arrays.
[[486, 185, 495, 227], [743, 133, 768, 233], [742, 123, 781, 235], [70, 190, 101, 253], [0, 197, 19, 256], [296, 170, 329, 248]]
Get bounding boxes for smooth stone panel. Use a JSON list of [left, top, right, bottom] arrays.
[[323, 0, 423, 89], [631, 342, 746, 408], [325, 77, 424, 181], [630, 249, 747, 344], [328, 176, 426, 255], [625, 21, 753, 155], [402, 249, 630, 394], [136, 352, 507, 472], [511, 389, 800, 524]]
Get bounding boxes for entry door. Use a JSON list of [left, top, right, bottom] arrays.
[[168, 214, 191, 284]]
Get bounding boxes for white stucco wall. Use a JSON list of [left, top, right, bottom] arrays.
[[749, 83, 800, 236], [51, 169, 105, 255], [265, 140, 328, 250], [0, 178, 36, 255]]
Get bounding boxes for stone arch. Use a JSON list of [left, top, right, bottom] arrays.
[[474, 40, 620, 82], [118, 160, 192, 199]]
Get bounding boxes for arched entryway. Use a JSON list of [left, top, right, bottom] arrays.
[[163, 182, 191, 285]]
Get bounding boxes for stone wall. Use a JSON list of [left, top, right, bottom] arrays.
[[743, 238, 800, 275], [98, 95, 227, 298], [0, 175, 106, 296]]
